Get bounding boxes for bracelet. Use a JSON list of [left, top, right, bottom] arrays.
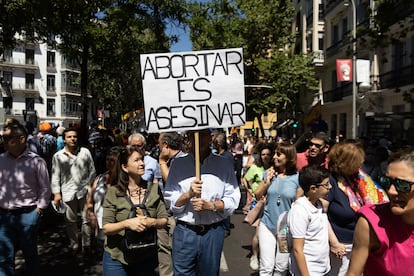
[[212, 200, 217, 212]]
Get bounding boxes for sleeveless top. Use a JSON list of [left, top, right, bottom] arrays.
[[358, 203, 414, 275]]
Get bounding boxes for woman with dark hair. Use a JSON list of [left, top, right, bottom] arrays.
[[87, 146, 122, 255], [102, 146, 168, 275], [243, 143, 274, 271], [254, 142, 303, 275], [324, 141, 388, 276]]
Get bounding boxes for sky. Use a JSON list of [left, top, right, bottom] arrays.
[[168, 0, 211, 53], [168, 24, 192, 53]]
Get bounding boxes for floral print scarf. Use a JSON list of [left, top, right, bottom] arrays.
[[337, 169, 389, 212]]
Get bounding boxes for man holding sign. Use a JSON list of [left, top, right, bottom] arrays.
[[163, 129, 240, 275], [141, 48, 245, 275]]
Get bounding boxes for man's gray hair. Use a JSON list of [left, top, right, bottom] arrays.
[[128, 132, 146, 146]]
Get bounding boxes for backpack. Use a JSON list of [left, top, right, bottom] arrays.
[[277, 201, 312, 253], [38, 134, 57, 158]]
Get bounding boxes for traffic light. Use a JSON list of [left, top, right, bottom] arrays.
[[292, 121, 298, 128]]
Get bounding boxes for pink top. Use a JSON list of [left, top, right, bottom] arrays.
[[0, 149, 51, 209], [296, 150, 328, 171], [358, 203, 414, 276]]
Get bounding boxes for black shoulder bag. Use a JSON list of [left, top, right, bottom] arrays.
[[121, 187, 157, 263]]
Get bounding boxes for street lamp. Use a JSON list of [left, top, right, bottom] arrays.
[[345, 0, 357, 139]]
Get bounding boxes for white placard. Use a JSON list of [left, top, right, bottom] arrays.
[[140, 48, 245, 133]]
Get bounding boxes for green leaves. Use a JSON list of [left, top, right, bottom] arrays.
[[187, 0, 318, 118]]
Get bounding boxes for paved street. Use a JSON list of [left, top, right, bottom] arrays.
[[15, 208, 258, 276]]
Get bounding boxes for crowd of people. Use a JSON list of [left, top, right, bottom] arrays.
[[1, 118, 414, 276]]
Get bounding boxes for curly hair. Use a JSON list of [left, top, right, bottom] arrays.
[[328, 141, 365, 178], [256, 143, 274, 168]]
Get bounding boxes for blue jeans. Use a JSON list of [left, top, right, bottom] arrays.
[[0, 207, 40, 276], [102, 251, 157, 276], [172, 222, 225, 276]]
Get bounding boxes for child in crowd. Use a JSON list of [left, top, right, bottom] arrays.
[[287, 165, 332, 276]]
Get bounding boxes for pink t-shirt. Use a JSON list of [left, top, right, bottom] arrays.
[[296, 150, 328, 171], [358, 203, 414, 276]]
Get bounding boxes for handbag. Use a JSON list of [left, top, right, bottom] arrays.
[[121, 188, 157, 263], [244, 197, 265, 226]]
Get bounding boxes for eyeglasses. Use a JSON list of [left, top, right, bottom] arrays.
[[316, 182, 331, 189], [379, 176, 414, 193], [309, 142, 325, 149]]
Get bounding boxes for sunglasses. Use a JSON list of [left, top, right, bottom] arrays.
[[1, 135, 20, 143], [379, 176, 414, 193], [309, 142, 325, 149]]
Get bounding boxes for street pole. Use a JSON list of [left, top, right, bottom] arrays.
[[348, 0, 357, 139]]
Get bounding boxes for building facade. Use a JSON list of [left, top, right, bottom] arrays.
[[0, 39, 90, 129], [294, 0, 414, 144]]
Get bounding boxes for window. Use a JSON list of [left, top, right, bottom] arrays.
[[330, 114, 338, 140], [26, 73, 35, 89], [392, 41, 404, 71], [47, 99, 56, 116], [2, 71, 12, 84], [342, 17, 348, 38], [61, 97, 81, 116], [47, 75, 55, 91], [339, 113, 347, 138], [3, 49, 12, 62], [25, 49, 35, 65], [318, 33, 324, 51], [47, 51, 56, 68], [3, 97, 12, 114], [331, 70, 337, 89], [332, 24, 339, 45], [25, 98, 35, 111]]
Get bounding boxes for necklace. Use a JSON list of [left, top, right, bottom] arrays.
[[128, 186, 146, 203]]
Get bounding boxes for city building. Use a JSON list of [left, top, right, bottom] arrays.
[[294, 0, 414, 144], [0, 38, 91, 129]]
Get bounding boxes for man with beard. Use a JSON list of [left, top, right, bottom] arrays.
[[296, 131, 330, 171]]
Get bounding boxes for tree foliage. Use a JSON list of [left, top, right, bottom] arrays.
[[88, 0, 187, 114], [1, 0, 187, 128], [187, 0, 318, 118]]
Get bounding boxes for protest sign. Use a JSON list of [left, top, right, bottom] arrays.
[[140, 48, 246, 132]]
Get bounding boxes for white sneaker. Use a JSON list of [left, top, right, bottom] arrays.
[[249, 256, 259, 271]]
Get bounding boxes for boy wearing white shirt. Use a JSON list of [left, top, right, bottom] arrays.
[[288, 165, 332, 276]]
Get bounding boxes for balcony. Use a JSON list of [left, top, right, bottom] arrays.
[[324, 83, 352, 103], [61, 62, 81, 73], [47, 86, 57, 96], [12, 83, 39, 97], [61, 84, 81, 96], [326, 36, 351, 58], [312, 50, 325, 66], [47, 63, 57, 73], [0, 57, 39, 71], [380, 65, 414, 89]]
